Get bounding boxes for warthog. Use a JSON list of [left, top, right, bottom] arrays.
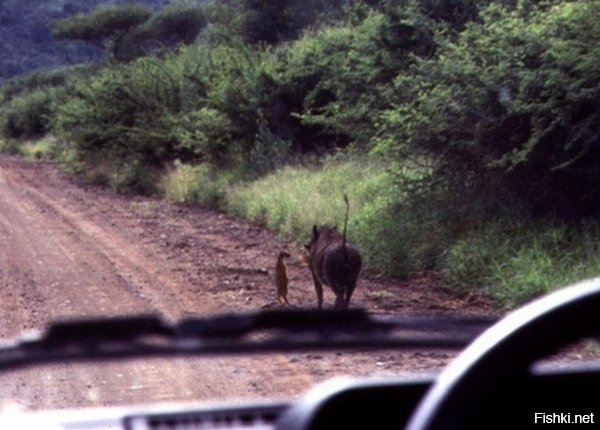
[[305, 196, 362, 309]]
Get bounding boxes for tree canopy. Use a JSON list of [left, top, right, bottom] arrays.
[[51, 2, 207, 62], [51, 5, 152, 61], [135, 2, 208, 47]]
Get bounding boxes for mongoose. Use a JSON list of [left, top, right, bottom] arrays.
[[275, 251, 291, 306]]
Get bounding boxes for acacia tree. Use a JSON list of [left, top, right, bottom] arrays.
[[51, 3, 207, 63], [51, 5, 152, 62], [136, 2, 207, 47], [210, 0, 345, 45]]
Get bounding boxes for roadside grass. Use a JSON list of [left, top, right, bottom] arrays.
[[204, 155, 448, 279], [160, 161, 235, 207], [442, 219, 600, 307], [226, 156, 404, 258], [0, 135, 71, 162], [226, 159, 374, 241], [0, 138, 23, 155], [19, 135, 58, 160]]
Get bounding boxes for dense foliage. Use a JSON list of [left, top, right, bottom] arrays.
[[377, 0, 600, 217], [0, 65, 96, 140]]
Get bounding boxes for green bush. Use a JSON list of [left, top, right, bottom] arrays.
[[211, 0, 345, 46], [376, 0, 600, 216], [175, 107, 233, 166], [0, 88, 56, 139], [247, 110, 292, 177], [50, 56, 193, 193], [0, 138, 23, 155], [0, 66, 97, 144], [18, 136, 60, 160], [175, 43, 290, 175], [0, 68, 73, 103], [280, 9, 428, 151], [52, 57, 186, 165], [50, 40, 295, 185], [112, 158, 160, 195]]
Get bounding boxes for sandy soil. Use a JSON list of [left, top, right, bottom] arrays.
[[0, 155, 497, 410]]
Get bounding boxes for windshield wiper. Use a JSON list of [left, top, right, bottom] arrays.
[[0, 309, 496, 372]]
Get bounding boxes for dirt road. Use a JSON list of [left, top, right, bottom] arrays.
[[0, 155, 494, 410]]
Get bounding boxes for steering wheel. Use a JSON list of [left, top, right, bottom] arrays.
[[405, 277, 600, 430]]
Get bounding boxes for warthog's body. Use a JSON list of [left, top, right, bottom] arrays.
[[305, 225, 362, 309]]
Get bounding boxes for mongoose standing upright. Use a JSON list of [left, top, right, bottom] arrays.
[[275, 251, 291, 306]]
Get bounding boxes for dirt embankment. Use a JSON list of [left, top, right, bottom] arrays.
[[0, 155, 495, 410]]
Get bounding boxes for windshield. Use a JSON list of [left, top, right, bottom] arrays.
[[0, 0, 599, 412]]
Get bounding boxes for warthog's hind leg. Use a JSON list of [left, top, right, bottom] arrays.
[[332, 283, 350, 310], [312, 273, 324, 309], [344, 283, 356, 308]]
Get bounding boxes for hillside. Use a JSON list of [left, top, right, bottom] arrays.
[[0, 0, 171, 82]]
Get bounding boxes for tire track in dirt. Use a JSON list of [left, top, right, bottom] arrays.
[[0, 158, 320, 409], [0, 163, 205, 409]]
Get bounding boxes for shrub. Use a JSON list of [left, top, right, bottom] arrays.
[[175, 107, 234, 166], [247, 110, 292, 177], [0, 88, 56, 139], [376, 0, 600, 217], [280, 10, 423, 151], [0, 68, 72, 103], [213, 0, 345, 46], [50, 40, 296, 186], [176, 43, 290, 174], [0, 138, 23, 155], [52, 57, 186, 167], [19, 136, 61, 160]]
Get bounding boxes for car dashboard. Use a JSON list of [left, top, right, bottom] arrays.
[[3, 362, 599, 430]]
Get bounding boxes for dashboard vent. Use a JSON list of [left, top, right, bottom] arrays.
[[126, 404, 285, 430]]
